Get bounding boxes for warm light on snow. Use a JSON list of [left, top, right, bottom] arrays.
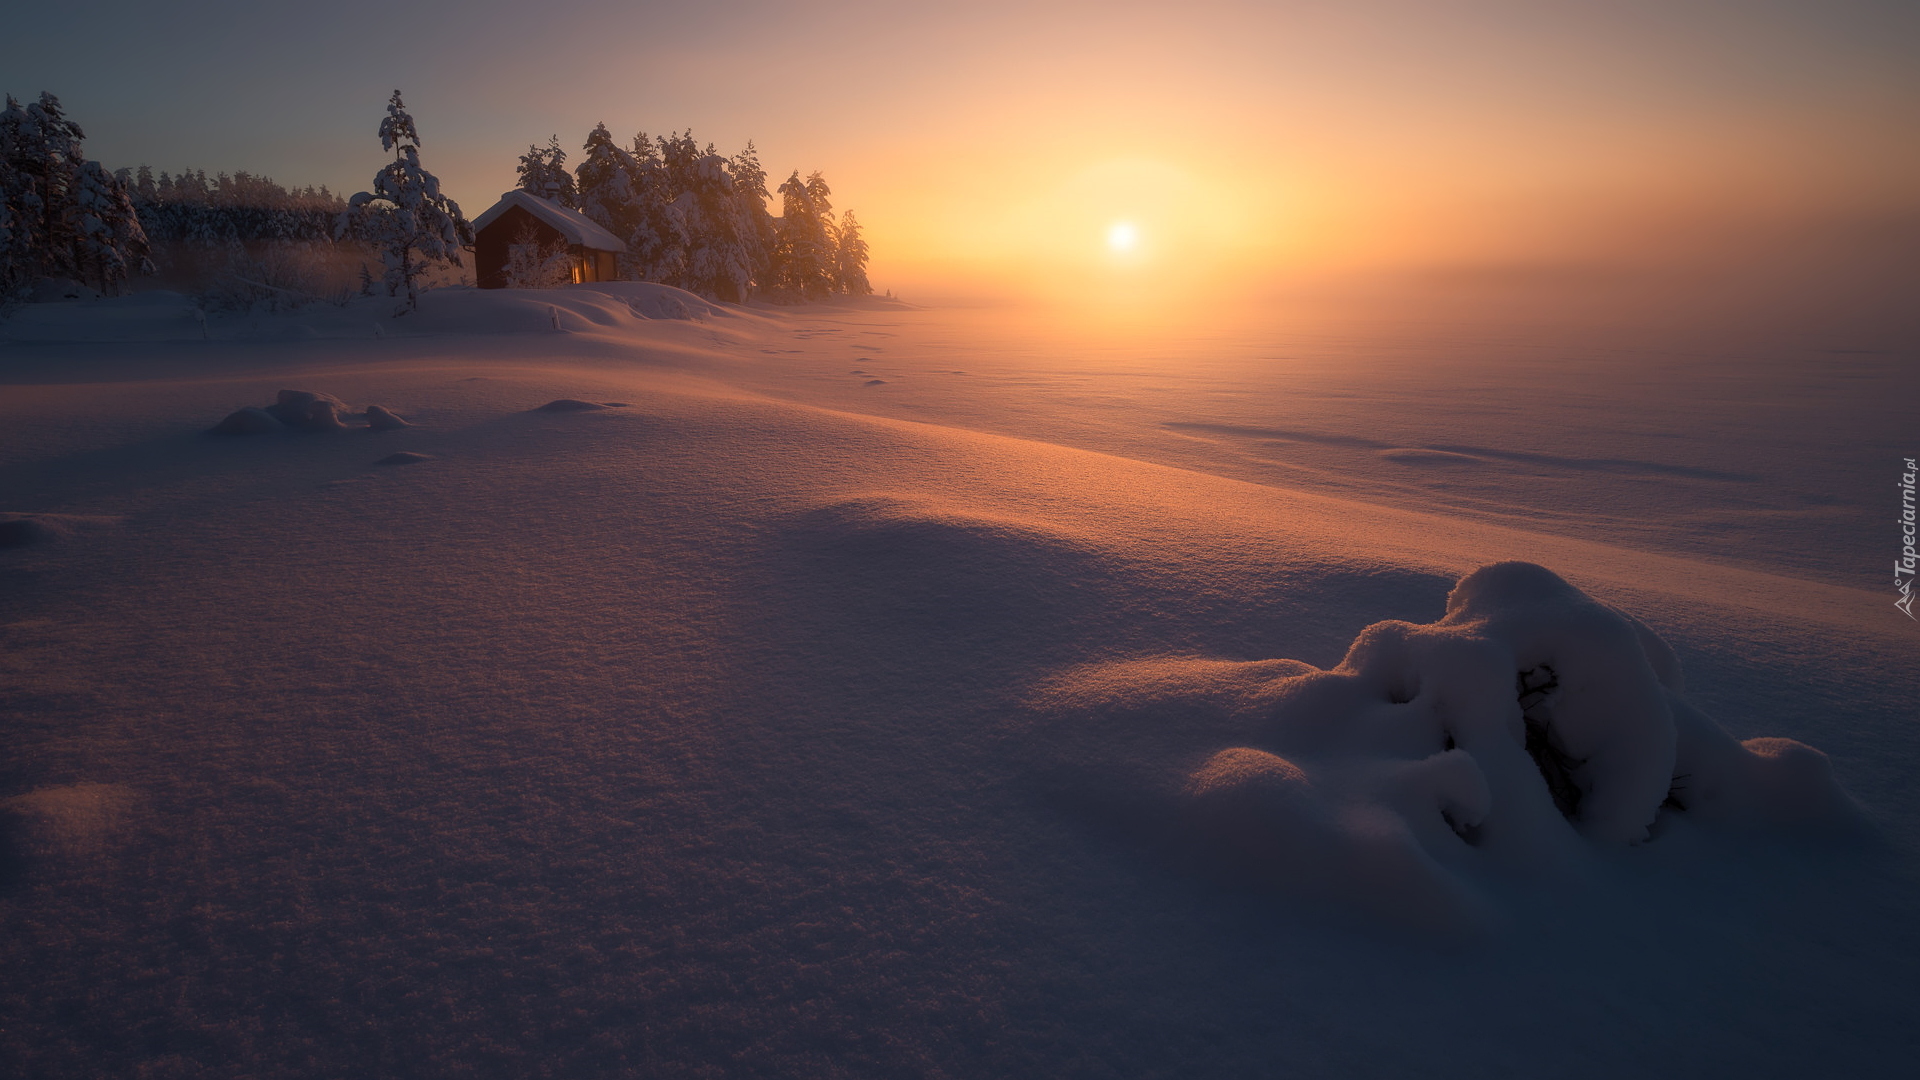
[[1107, 221, 1139, 254], [0, 278, 1909, 1077]]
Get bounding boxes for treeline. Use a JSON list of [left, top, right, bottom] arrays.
[[517, 126, 870, 303], [2, 88, 874, 308], [0, 92, 150, 297], [130, 168, 345, 249]]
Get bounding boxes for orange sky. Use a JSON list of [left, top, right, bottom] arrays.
[[6, 1, 1917, 337]]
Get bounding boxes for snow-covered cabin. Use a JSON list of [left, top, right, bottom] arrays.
[[471, 191, 627, 289]]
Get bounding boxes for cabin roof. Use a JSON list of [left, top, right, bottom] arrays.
[[472, 190, 628, 253]]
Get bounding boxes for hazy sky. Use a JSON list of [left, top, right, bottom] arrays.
[[5, 0, 1916, 316]]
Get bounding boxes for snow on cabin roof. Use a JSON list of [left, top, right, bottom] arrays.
[[472, 190, 628, 253]]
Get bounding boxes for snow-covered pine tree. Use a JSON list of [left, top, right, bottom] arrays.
[[625, 131, 687, 285], [772, 170, 836, 301], [515, 134, 577, 208], [0, 92, 86, 288], [0, 194, 17, 300], [654, 131, 702, 293], [72, 162, 151, 293], [575, 122, 641, 274], [337, 90, 471, 310], [0, 121, 19, 297], [833, 209, 872, 296], [0, 92, 154, 295], [652, 131, 750, 302], [730, 141, 776, 299]]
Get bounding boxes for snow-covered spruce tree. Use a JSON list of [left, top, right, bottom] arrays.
[[729, 141, 777, 299], [0, 92, 83, 288], [833, 208, 871, 296], [575, 123, 641, 270], [0, 196, 17, 301], [656, 131, 751, 302], [0, 92, 153, 296], [623, 131, 687, 285], [0, 149, 19, 298], [74, 163, 151, 293], [337, 90, 470, 310], [771, 170, 837, 301], [515, 134, 577, 208]]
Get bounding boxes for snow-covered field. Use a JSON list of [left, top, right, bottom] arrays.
[[2, 283, 1914, 1077]]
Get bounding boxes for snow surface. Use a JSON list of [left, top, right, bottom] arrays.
[[470, 190, 628, 253], [0, 283, 1914, 1077]]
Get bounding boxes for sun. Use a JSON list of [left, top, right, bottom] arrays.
[[1107, 221, 1139, 254]]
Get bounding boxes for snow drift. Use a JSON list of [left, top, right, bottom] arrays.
[[210, 389, 410, 434], [1026, 561, 1862, 933]]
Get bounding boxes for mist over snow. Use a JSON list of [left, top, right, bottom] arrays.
[[0, 282, 1914, 1077]]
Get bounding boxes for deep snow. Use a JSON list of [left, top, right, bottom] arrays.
[[0, 283, 1914, 1077]]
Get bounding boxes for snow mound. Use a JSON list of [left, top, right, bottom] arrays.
[[211, 391, 411, 435], [208, 406, 284, 435], [393, 281, 737, 336], [266, 389, 349, 431], [533, 398, 613, 412], [777, 493, 1112, 656], [0, 512, 121, 548], [366, 405, 410, 430], [785, 494, 1100, 584], [1, 784, 135, 866], [1024, 562, 1862, 933], [375, 451, 433, 466]]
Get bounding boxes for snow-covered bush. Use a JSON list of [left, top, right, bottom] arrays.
[[499, 223, 573, 290], [1027, 562, 1863, 933], [200, 241, 356, 312]]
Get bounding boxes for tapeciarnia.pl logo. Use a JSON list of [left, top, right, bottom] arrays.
[[1899, 457, 1917, 620]]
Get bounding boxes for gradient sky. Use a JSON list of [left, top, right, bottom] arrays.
[[5, 0, 1916, 321]]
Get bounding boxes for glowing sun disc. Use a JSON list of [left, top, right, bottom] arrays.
[[1107, 221, 1139, 253]]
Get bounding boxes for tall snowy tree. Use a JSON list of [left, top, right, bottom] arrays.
[[73, 162, 150, 293], [0, 92, 83, 286], [337, 90, 470, 310], [833, 208, 872, 296], [0, 193, 17, 298], [623, 131, 687, 285], [652, 131, 751, 302], [730, 141, 776, 299], [574, 122, 641, 260], [515, 134, 577, 208], [0, 92, 151, 295], [771, 170, 837, 301]]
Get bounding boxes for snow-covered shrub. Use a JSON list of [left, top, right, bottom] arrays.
[[499, 223, 573, 290], [200, 241, 356, 311], [1027, 562, 1863, 933]]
